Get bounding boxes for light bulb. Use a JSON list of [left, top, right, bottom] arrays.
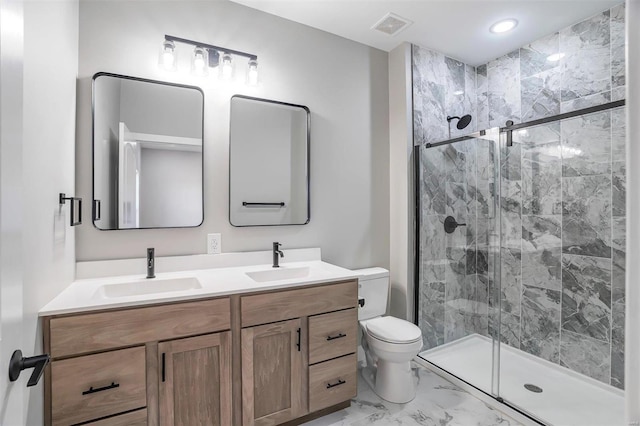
[[247, 59, 258, 86], [159, 40, 176, 71], [221, 53, 233, 80], [192, 46, 208, 76]]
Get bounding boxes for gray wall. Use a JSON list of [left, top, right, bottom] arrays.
[[76, 1, 390, 271], [139, 148, 202, 227], [415, 4, 626, 389]]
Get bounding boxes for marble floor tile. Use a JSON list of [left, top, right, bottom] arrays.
[[302, 365, 521, 426]]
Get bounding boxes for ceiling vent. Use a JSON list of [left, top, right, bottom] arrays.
[[371, 12, 413, 36]]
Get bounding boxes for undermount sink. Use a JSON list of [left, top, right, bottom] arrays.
[[94, 277, 202, 299], [245, 266, 311, 283]]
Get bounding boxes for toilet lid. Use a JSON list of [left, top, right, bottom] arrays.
[[365, 316, 422, 344]]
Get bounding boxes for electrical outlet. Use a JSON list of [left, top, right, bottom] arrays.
[[207, 233, 221, 254]]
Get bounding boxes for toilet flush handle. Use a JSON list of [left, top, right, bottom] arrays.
[[358, 298, 365, 307]]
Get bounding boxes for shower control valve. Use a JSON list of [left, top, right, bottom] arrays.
[[444, 216, 466, 234]]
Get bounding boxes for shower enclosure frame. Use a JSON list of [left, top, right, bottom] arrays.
[[413, 99, 626, 424]]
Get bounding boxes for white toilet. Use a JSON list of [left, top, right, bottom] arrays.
[[355, 267, 423, 403]]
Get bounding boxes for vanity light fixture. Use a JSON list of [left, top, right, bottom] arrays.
[[247, 58, 259, 86], [490, 18, 518, 34], [221, 52, 233, 80], [159, 39, 177, 71], [160, 35, 258, 82], [192, 46, 208, 76]]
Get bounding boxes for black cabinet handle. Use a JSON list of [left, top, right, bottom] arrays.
[[161, 353, 166, 382], [296, 328, 301, 352], [326, 379, 346, 389], [326, 333, 346, 341], [82, 382, 119, 395]]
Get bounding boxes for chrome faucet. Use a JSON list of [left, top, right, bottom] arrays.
[[147, 248, 155, 279], [272, 242, 284, 268]]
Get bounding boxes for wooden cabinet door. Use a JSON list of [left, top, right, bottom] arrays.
[[242, 318, 306, 426], [158, 332, 232, 426]]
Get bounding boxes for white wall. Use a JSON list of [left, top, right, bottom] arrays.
[[388, 43, 414, 320], [0, 0, 25, 423], [76, 1, 390, 271], [139, 148, 202, 227], [119, 78, 202, 138], [626, 0, 639, 423], [22, 1, 78, 424]]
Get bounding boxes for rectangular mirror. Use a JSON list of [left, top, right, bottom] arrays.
[[92, 73, 204, 230], [229, 95, 310, 227]]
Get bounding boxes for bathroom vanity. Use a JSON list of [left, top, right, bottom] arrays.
[[40, 254, 359, 426]]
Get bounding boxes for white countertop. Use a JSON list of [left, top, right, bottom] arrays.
[[39, 259, 360, 317]]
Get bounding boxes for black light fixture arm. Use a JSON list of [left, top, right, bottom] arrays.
[[164, 35, 258, 61]]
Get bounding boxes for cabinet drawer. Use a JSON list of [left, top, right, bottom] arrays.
[[83, 408, 147, 426], [51, 347, 146, 426], [308, 354, 357, 413], [241, 280, 357, 327], [309, 308, 357, 364], [49, 297, 230, 357]]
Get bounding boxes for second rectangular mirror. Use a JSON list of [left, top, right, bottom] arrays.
[[229, 95, 310, 227]]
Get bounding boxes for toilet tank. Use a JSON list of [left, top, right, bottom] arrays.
[[353, 267, 389, 321]]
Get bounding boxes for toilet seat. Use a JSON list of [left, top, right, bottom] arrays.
[[364, 316, 422, 344]]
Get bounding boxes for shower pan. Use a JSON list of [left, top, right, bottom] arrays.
[[414, 102, 626, 425]]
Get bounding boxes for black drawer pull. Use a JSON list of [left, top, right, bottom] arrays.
[[326, 333, 347, 341], [82, 381, 120, 395], [326, 379, 346, 389]]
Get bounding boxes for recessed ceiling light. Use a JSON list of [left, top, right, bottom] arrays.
[[453, 90, 464, 96], [547, 53, 565, 62], [490, 19, 518, 34]]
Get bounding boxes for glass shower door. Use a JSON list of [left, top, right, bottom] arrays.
[[495, 107, 626, 426], [416, 128, 502, 396]]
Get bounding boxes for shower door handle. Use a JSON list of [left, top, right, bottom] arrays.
[[444, 216, 466, 234]]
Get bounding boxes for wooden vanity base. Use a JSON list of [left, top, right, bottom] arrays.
[[43, 279, 358, 426]]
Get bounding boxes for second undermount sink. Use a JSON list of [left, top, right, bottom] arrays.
[[94, 276, 202, 299], [246, 266, 311, 283]]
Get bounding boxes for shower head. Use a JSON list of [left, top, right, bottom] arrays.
[[447, 114, 473, 130]]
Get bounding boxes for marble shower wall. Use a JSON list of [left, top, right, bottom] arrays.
[[414, 44, 496, 352], [415, 3, 626, 390]]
